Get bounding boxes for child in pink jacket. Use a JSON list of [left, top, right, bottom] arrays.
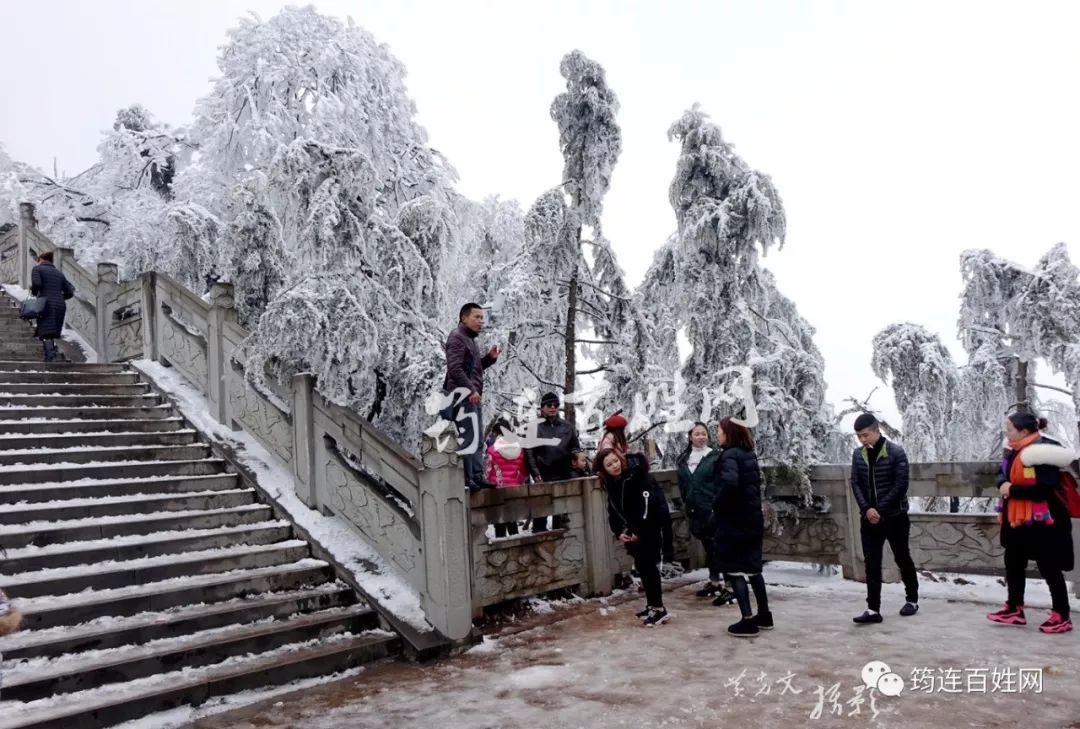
[[487, 435, 527, 537]]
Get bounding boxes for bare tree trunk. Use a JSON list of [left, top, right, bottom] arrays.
[[564, 273, 578, 427], [1014, 359, 1030, 414]]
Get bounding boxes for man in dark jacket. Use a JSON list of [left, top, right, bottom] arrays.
[[443, 303, 499, 491], [849, 413, 919, 624], [524, 392, 580, 531], [30, 251, 74, 362]]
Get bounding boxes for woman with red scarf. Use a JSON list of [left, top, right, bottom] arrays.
[[987, 412, 1074, 634]]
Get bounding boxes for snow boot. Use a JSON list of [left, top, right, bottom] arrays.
[[899, 602, 919, 617], [753, 610, 774, 630]]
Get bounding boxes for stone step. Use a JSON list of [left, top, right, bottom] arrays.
[[0, 361, 129, 374], [0, 503, 273, 550], [1, 522, 294, 572], [0, 429, 199, 451], [0, 393, 160, 407], [12, 559, 333, 631], [0, 416, 185, 435], [0, 583, 355, 661], [0, 540, 312, 599], [0, 383, 148, 396], [0, 443, 210, 467], [0, 473, 241, 505], [1, 605, 380, 704], [0, 344, 53, 357], [0, 371, 140, 385], [0, 631, 397, 729], [0, 457, 228, 486], [0, 404, 174, 420], [0, 488, 254, 522]]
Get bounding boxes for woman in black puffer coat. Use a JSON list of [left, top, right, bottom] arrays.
[[597, 448, 672, 627], [712, 417, 771, 637], [30, 251, 74, 362]]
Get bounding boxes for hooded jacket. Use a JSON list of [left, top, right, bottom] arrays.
[[486, 437, 528, 487]]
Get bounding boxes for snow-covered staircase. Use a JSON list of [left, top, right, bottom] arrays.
[[0, 309, 401, 727]]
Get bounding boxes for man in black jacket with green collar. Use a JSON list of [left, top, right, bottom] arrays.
[[849, 413, 919, 624]]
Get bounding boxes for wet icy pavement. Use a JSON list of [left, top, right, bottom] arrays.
[[186, 564, 1079, 729]]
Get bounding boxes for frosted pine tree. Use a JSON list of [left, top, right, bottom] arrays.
[[652, 105, 838, 500], [548, 50, 622, 425], [870, 323, 959, 462]]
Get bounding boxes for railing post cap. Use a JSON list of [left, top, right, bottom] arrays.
[[420, 432, 461, 470], [95, 261, 119, 284], [209, 281, 235, 308]]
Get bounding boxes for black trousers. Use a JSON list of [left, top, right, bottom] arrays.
[[700, 535, 724, 583], [1005, 546, 1071, 618], [628, 537, 663, 608], [861, 513, 919, 611]]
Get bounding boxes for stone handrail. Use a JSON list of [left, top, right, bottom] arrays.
[[4, 203, 473, 641], [468, 461, 1080, 613]]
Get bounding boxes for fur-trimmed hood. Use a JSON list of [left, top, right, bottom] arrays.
[[1019, 441, 1077, 469]]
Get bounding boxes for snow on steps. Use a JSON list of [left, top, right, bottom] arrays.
[[0, 353, 403, 729]]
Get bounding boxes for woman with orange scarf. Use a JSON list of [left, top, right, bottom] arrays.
[[987, 412, 1074, 634]]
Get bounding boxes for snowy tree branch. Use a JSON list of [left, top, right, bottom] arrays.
[[557, 278, 632, 302], [1032, 382, 1074, 397]]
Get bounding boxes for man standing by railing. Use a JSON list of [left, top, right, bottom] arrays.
[[443, 302, 499, 492], [849, 412, 920, 625]]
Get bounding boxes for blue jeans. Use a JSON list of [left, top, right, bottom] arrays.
[[455, 401, 484, 489]]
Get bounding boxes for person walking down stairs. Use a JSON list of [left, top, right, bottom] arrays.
[[29, 251, 74, 363]]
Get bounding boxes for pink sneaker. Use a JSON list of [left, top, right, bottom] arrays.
[[987, 603, 1026, 626], [1038, 611, 1073, 634]]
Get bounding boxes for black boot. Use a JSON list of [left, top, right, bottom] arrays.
[[727, 616, 759, 637]]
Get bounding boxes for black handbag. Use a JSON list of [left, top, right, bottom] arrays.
[[19, 297, 46, 320]]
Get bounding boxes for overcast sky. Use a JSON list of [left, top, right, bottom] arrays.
[[2, 0, 1078, 426]]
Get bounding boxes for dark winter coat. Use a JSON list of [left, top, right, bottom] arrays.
[[998, 436, 1074, 572], [30, 262, 74, 340], [677, 447, 721, 539], [849, 438, 910, 518], [525, 416, 580, 482], [606, 453, 670, 561], [711, 446, 765, 575], [442, 323, 495, 396]]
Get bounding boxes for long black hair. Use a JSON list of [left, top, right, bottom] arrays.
[[676, 421, 710, 466]]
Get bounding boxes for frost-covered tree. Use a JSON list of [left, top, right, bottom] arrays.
[[870, 323, 960, 462], [1015, 243, 1080, 437], [13, 105, 187, 279], [177, 6, 454, 223], [958, 244, 1080, 444], [958, 249, 1037, 413], [244, 137, 444, 448], [548, 49, 623, 425], [221, 174, 286, 327], [644, 105, 838, 498]]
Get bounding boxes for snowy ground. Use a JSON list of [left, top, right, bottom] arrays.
[[170, 563, 1078, 729]]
